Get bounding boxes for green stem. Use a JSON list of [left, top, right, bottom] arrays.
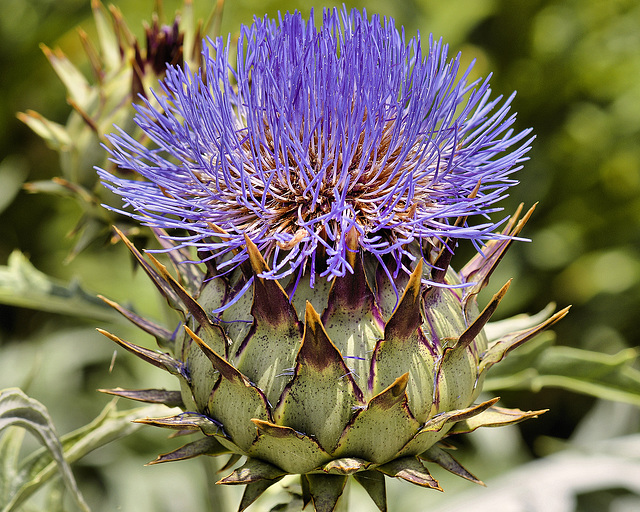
[[335, 479, 350, 512], [203, 457, 231, 511]]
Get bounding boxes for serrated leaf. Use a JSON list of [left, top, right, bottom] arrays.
[[15, 401, 166, 505], [485, 341, 640, 406], [0, 388, 89, 512], [0, 251, 120, 321]]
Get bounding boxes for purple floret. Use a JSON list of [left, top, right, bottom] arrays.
[[100, 7, 533, 289]]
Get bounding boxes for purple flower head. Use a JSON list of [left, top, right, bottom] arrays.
[[100, 7, 533, 291]]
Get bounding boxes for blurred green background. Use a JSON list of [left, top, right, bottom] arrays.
[[1, 0, 639, 511]]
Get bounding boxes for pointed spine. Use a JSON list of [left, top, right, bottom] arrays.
[[479, 306, 570, 373], [113, 226, 183, 311], [98, 388, 183, 408], [97, 329, 184, 377], [419, 446, 484, 486], [430, 245, 455, 285], [323, 227, 378, 314], [243, 234, 299, 327], [450, 405, 549, 434], [147, 253, 219, 340], [461, 204, 536, 302], [152, 227, 203, 291], [383, 259, 424, 342], [184, 326, 245, 385], [300, 303, 361, 388], [305, 474, 348, 512], [456, 280, 511, 351], [377, 457, 442, 490], [98, 294, 174, 347], [148, 437, 230, 465], [353, 471, 387, 512], [273, 302, 365, 452], [134, 412, 224, 436]]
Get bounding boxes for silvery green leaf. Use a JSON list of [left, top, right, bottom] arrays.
[[4, 394, 169, 512], [484, 332, 640, 406], [0, 427, 25, 506], [0, 388, 89, 512], [0, 251, 120, 322], [484, 303, 557, 343]]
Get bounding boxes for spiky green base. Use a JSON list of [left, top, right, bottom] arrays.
[[99, 205, 567, 512]]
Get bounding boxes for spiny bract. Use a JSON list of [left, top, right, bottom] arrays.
[[98, 8, 567, 512]]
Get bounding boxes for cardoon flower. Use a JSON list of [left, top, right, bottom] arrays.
[[98, 8, 568, 512]]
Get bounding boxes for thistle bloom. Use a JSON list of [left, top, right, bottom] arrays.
[[100, 8, 532, 291], [97, 9, 566, 512]]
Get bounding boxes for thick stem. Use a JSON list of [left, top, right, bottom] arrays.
[[203, 457, 231, 511], [335, 479, 350, 512]]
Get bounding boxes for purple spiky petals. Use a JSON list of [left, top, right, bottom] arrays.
[[100, 7, 533, 290]]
